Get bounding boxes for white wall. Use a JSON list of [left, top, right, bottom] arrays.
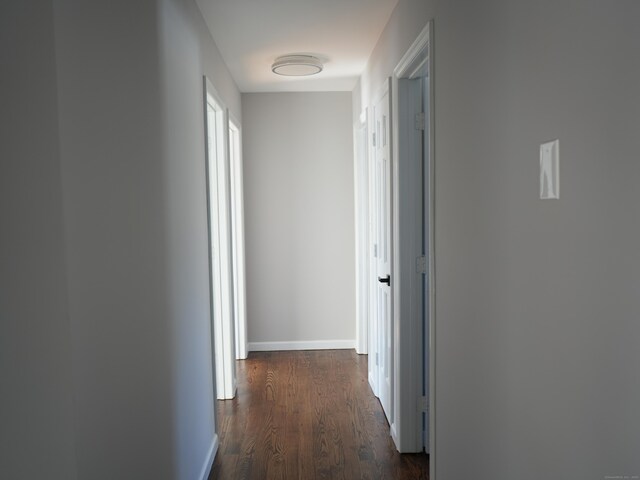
[[54, 2, 177, 476], [242, 92, 355, 349], [359, 0, 640, 478], [158, 0, 241, 477], [0, 2, 78, 478], [2, 0, 237, 476], [360, 0, 433, 108]]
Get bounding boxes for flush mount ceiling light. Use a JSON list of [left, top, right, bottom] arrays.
[[271, 55, 323, 76]]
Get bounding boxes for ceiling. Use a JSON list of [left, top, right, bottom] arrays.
[[195, 0, 399, 93]]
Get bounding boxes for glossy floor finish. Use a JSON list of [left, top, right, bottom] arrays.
[[209, 349, 429, 479]]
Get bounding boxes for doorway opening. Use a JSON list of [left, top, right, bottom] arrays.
[[203, 77, 245, 400], [228, 116, 248, 361], [391, 20, 434, 467], [358, 23, 434, 466]]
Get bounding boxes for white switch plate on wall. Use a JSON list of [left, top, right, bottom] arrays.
[[540, 139, 560, 199]]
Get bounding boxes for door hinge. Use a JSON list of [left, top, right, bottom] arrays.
[[415, 112, 426, 131], [416, 255, 427, 274], [418, 395, 428, 413], [373, 243, 378, 258], [375, 352, 379, 366], [372, 132, 377, 147]]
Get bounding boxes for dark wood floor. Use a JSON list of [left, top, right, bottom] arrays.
[[209, 349, 429, 479]]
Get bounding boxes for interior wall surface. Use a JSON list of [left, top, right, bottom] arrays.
[[242, 92, 356, 347], [436, 1, 640, 478], [0, 2, 78, 478], [360, 0, 434, 108], [158, 0, 242, 477], [53, 1, 176, 477], [52, 0, 241, 478], [358, 0, 640, 478]]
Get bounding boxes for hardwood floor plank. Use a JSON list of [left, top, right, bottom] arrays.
[[209, 350, 429, 479]]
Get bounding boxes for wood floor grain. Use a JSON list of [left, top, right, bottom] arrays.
[[209, 350, 429, 480]]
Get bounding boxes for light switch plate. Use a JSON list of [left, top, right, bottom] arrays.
[[540, 139, 559, 199]]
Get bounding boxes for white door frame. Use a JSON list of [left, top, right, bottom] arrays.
[[391, 21, 435, 476], [354, 109, 369, 355], [227, 113, 248, 361], [203, 76, 236, 400], [367, 104, 379, 394]]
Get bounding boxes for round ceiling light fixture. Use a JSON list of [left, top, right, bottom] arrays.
[[271, 55, 323, 76]]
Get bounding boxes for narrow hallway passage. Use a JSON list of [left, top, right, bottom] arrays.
[[210, 350, 429, 479]]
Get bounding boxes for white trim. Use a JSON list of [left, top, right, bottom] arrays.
[[367, 102, 379, 397], [354, 109, 369, 355], [227, 112, 248, 361], [204, 76, 236, 400], [394, 24, 430, 78], [390, 422, 399, 448], [427, 21, 436, 480], [390, 20, 435, 471], [247, 340, 355, 352], [198, 434, 219, 480]]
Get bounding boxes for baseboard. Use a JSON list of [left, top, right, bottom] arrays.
[[390, 422, 399, 452], [247, 339, 355, 352], [198, 434, 219, 480], [368, 372, 377, 395]]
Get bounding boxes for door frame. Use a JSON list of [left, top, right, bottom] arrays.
[[391, 20, 435, 473], [367, 103, 379, 393], [227, 113, 248, 361], [203, 76, 237, 400], [354, 109, 369, 355]]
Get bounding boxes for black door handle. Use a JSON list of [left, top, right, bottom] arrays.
[[378, 275, 391, 286]]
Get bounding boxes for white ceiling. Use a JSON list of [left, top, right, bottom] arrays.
[[195, 0, 399, 93]]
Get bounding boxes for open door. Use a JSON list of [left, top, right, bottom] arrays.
[[392, 21, 434, 458], [372, 79, 393, 423]]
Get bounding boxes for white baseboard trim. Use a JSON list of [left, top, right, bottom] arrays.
[[247, 340, 355, 352], [390, 422, 400, 452], [368, 372, 377, 396], [198, 434, 219, 480]]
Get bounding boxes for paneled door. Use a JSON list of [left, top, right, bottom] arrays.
[[373, 81, 393, 422]]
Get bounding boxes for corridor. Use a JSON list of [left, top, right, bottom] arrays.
[[210, 350, 429, 479]]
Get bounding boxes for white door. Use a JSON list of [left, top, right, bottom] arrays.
[[373, 83, 393, 422]]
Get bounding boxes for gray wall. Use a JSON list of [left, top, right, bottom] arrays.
[[53, 2, 176, 477], [360, 0, 433, 107], [0, 2, 78, 478], [2, 0, 240, 478], [242, 93, 356, 347], [157, 0, 241, 475], [438, 1, 640, 478], [360, 0, 640, 478]]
